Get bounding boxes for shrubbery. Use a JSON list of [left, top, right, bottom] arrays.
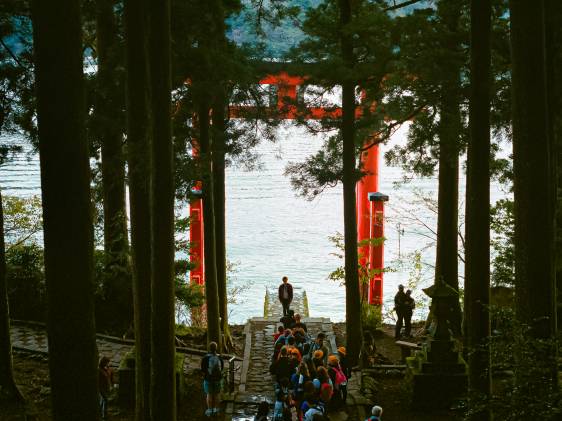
[[6, 243, 46, 321]]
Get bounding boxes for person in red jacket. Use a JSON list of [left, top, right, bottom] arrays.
[[278, 276, 293, 316]]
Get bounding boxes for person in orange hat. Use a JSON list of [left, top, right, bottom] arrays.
[[311, 350, 324, 378], [327, 354, 347, 407], [309, 332, 329, 366]]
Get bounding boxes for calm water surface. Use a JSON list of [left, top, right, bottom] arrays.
[[0, 125, 509, 324]]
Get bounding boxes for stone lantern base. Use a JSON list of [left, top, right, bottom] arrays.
[[406, 339, 468, 409]]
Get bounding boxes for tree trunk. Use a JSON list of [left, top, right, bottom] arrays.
[[208, 0, 230, 350], [339, 0, 362, 367], [212, 92, 231, 350], [199, 100, 222, 349], [0, 190, 24, 402], [96, 0, 132, 334], [148, 0, 176, 418], [434, 0, 462, 335], [545, 0, 562, 333], [31, 1, 99, 419], [465, 0, 492, 417], [510, 0, 557, 385], [124, 0, 152, 418]]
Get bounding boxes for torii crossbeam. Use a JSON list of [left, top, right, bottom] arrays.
[[190, 71, 387, 308]]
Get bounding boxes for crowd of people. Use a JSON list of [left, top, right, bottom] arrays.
[[267, 312, 350, 420], [199, 276, 385, 419]]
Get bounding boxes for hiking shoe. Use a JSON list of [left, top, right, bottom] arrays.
[[205, 408, 213, 417]]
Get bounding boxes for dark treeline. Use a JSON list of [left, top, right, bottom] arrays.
[[0, 0, 560, 419]]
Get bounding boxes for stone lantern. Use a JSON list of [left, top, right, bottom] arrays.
[[406, 279, 467, 409]]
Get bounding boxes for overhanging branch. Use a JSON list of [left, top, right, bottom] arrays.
[[384, 0, 426, 12], [0, 39, 28, 70], [360, 104, 426, 152]]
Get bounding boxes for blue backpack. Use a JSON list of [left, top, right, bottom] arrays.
[[207, 354, 222, 381]]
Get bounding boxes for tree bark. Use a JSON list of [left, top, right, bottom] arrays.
[[545, 0, 562, 333], [31, 1, 99, 419], [434, 0, 462, 335], [0, 190, 24, 402], [465, 0, 492, 417], [208, 0, 230, 350], [510, 0, 557, 384], [148, 0, 176, 418], [339, 0, 363, 367], [96, 0, 132, 334], [124, 0, 152, 418], [199, 100, 222, 349], [212, 92, 231, 350]]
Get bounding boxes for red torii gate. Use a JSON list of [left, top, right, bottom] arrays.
[[190, 72, 387, 307]]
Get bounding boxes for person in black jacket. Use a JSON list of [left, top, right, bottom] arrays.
[[404, 289, 415, 338], [278, 276, 293, 316], [394, 284, 407, 339]]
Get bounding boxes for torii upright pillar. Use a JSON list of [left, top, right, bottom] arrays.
[[356, 142, 388, 313]]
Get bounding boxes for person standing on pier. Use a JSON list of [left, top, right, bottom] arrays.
[[278, 276, 293, 316]]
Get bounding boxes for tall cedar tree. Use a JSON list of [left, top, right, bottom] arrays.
[[95, 0, 132, 333], [124, 0, 152, 418], [509, 0, 558, 387], [31, 0, 99, 419], [0, 190, 23, 402], [545, 0, 562, 331], [148, 0, 176, 418], [339, 0, 363, 366], [209, 0, 232, 350], [465, 0, 491, 417], [434, 0, 463, 335], [198, 98, 222, 349], [212, 91, 230, 349]]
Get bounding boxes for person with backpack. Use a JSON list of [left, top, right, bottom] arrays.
[[365, 405, 383, 421], [201, 341, 224, 417], [273, 377, 293, 420], [327, 355, 347, 407], [291, 361, 311, 416], [304, 383, 332, 421], [309, 333, 329, 366], [336, 346, 350, 403]]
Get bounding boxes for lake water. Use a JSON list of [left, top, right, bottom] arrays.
[[0, 125, 509, 324]]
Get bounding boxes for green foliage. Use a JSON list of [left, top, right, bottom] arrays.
[[328, 231, 388, 287], [2, 195, 42, 248], [228, 0, 319, 58], [362, 302, 382, 331], [6, 243, 46, 321], [175, 280, 205, 310], [467, 306, 561, 420], [284, 0, 399, 199], [0, 6, 36, 142], [383, 0, 511, 182], [490, 198, 514, 287]]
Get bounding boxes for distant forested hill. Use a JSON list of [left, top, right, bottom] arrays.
[[226, 0, 321, 58], [226, 0, 433, 59]]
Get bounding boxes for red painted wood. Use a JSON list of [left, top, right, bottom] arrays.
[[190, 72, 386, 308]]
